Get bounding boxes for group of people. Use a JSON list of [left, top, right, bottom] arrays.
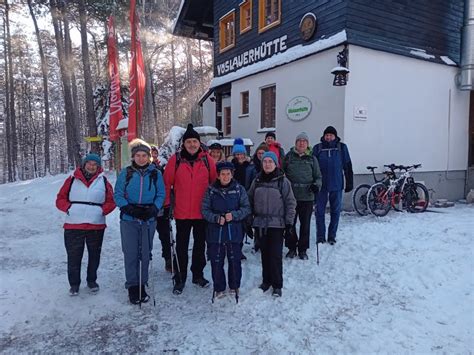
[[56, 123, 353, 304]]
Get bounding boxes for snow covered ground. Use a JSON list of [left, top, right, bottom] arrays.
[[0, 174, 473, 353]]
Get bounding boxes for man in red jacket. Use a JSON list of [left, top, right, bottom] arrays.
[[164, 124, 217, 294], [56, 154, 116, 296]]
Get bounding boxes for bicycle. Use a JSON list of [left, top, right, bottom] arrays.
[[352, 165, 397, 216], [366, 164, 429, 217]]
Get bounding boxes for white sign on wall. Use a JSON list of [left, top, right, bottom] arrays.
[[354, 106, 368, 120], [286, 96, 312, 121]]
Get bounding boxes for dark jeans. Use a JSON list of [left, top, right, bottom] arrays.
[[287, 200, 313, 253], [260, 228, 284, 289], [174, 219, 207, 284], [64, 229, 104, 287], [156, 215, 171, 261], [316, 189, 343, 241], [208, 242, 241, 292]]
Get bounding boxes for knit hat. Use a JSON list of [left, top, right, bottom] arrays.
[[82, 153, 101, 167], [323, 126, 338, 137], [295, 132, 309, 143], [232, 138, 246, 155], [262, 151, 278, 166], [129, 138, 151, 157], [265, 131, 276, 140], [182, 123, 201, 142], [216, 161, 235, 173], [151, 145, 159, 153], [209, 142, 223, 150]]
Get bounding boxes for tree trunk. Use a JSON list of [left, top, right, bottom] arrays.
[[5, 1, 18, 180], [49, 0, 81, 167], [78, 0, 98, 152], [3, 14, 12, 182], [171, 39, 177, 123], [27, 0, 51, 175]]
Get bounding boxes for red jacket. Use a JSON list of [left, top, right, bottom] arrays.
[[56, 168, 116, 230], [164, 150, 217, 220]]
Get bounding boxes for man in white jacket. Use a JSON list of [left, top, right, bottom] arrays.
[[56, 154, 116, 296]]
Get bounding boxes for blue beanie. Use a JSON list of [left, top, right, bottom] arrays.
[[262, 151, 278, 166], [82, 153, 101, 167], [232, 138, 246, 155], [216, 161, 235, 173]]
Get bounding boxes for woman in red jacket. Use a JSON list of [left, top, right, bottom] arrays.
[[164, 124, 217, 295], [56, 154, 116, 296]]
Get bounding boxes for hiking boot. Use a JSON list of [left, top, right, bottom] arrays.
[[87, 281, 99, 293], [128, 286, 140, 304], [165, 258, 172, 273], [272, 288, 282, 297], [241, 252, 247, 260], [140, 285, 149, 303], [173, 282, 185, 295], [214, 291, 226, 300], [285, 249, 297, 259], [299, 251, 308, 260], [328, 238, 336, 245], [259, 282, 271, 292], [69, 285, 79, 296], [316, 237, 326, 244], [192, 277, 210, 288]]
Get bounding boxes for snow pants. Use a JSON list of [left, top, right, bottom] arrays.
[[120, 220, 156, 288], [260, 228, 284, 289], [174, 219, 207, 284], [64, 229, 104, 287], [207, 242, 241, 292], [156, 215, 171, 261], [315, 189, 342, 242], [287, 200, 313, 253]]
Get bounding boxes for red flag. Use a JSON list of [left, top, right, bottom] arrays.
[[128, 0, 146, 142], [107, 16, 123, 141]]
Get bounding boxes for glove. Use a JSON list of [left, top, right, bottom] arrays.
[[344, 182, 353, 193], [309, 184, 319, 194], [143, 205, 158, 219], [162, 206, 171, 219], [284, 224, 294, 239], [120, 204, 147, 221]]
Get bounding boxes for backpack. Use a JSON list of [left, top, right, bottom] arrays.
[[67, 175, 107, 207], [174, 151, 210, 173], [124, 166, 159, 200]]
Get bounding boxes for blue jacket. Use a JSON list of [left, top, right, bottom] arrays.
[[201, 179, 251, 244], [313, 137, 353, 192], [114, 164, 165, 221]]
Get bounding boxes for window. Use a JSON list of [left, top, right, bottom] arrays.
[[241, 91, 249, 115], [260, 85, 276, 128], [224, 107, 232, 135], [219, 11, 235, 53], [240, 0, 252, 34], [258, 0, 280, 33]]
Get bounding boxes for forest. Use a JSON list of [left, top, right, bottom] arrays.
[[0, 0, 213, 182]]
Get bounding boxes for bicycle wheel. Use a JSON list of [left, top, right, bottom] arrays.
[[367, 183, 392, 217], [405, 182, 429, 213], [352, 184, 371, 216]]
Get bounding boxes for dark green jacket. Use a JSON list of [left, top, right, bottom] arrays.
[[282, 147, 322, 201]]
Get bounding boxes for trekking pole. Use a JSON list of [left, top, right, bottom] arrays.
[[227, 222, 239, 304], [147, 220, 156, 307], [316, 242, 320, 266], [138, 220, 143, 308], [212, 224, 223, 304]]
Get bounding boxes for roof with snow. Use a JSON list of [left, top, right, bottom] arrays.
[[172, 0, 213, 40]]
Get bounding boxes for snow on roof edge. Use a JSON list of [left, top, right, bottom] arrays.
[[440, 56, 457, 66], [210, 30, 347, 88], [171, 0, 186, 34]]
